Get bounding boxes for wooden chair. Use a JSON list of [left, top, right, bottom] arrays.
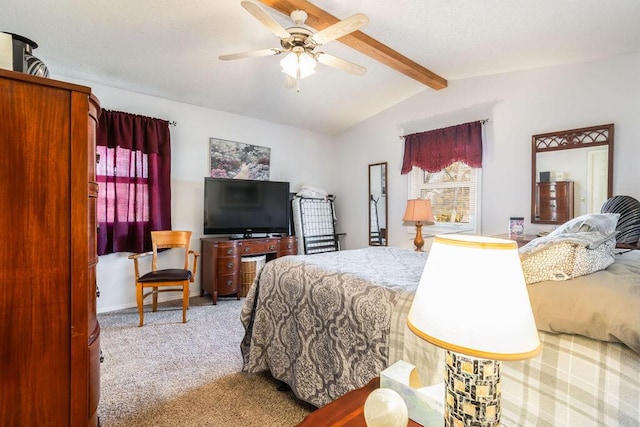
[[128, 230, 200, 327]]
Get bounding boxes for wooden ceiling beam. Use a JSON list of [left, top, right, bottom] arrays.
[[258, 0, 447, 90]]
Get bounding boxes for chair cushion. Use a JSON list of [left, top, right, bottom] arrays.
[[139, 269, 192, 283]]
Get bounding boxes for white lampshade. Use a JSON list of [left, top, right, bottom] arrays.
[[407, 234, 541, 360], [280, 51, 316, 79]]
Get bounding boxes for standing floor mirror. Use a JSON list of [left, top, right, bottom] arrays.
[[369, 162, 388, 246]]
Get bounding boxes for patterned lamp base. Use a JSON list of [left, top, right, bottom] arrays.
[[444, 350, 501, 427]]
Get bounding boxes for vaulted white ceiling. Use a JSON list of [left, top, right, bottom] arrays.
[[4, 0, 640, 134]]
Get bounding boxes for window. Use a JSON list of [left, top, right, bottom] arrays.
[[408, 161, 481, 234], [96, 110, 172, 255], [96, 146, 150, 225]]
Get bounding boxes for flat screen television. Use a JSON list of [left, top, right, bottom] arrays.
[[204, 177, 291, 236]]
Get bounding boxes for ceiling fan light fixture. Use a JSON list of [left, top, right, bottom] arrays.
[[280, 51, 316, 79], [225, 2, 373, 88]]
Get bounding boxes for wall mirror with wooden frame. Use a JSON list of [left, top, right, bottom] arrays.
[[369, 162, 388, 245], [531, 124, 614, 224]]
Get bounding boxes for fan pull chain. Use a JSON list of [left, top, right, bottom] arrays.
[[296, 54, 302, 92]]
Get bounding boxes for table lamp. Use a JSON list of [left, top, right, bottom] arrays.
[[407, 234, 541, 427], [403, 199, 434, 251]]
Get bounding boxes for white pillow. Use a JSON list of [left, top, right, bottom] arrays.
[[296, 185, 329, 199], [550, 213, 619, 238]]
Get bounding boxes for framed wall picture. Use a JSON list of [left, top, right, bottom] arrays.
[[209, 138, 271, 180], [509, 217, 525, 237]]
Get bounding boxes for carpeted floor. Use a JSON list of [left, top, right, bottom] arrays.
[[97, 296, 315, 426]]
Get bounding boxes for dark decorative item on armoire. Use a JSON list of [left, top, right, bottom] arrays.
[[4, 32, 50, 77]]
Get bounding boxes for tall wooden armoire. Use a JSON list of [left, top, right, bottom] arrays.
[[0, 69, 101, 426]]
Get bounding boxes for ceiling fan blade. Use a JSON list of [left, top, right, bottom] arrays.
[[310, 13, 369, 45], [241, 1, 291, 39], [317, 53, 366, 76], [219, 48, 283, 60]]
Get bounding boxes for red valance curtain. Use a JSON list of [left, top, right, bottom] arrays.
[[401, 121, 483, 174], [96, 110, 172, 255]]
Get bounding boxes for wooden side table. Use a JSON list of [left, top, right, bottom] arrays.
[[295, 377, 423, 427]]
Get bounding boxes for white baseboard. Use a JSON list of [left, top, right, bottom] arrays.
[[97, 290, 204, 314]]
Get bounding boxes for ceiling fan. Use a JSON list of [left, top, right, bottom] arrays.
[[224, 0, 447, 91], [219, 1, 370, 90]]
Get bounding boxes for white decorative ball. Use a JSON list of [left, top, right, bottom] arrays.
[[363, 387, 409, 427]]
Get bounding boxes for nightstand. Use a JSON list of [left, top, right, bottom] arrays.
[[295, 377, 423, 427]]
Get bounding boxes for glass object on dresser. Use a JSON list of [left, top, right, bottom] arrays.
[[531, 124, 613, 224], [369, 162, 388, 246]]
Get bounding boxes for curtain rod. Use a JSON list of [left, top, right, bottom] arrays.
[[103, 109, 177, 126], [399, 118, 490, 139]]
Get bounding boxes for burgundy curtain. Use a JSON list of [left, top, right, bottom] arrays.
[[401, 121, 483, 174], [96, 110, 172, 255]]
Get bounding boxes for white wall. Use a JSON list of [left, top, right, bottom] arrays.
[[64, 80, 335, 312], [65, 51, 640, 312], [331, 52, 640, 251]]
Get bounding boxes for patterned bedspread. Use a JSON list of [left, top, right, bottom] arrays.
[[240, 247, 430, 406], [240, 247, 640, 425]]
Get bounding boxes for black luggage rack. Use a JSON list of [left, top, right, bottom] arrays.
[[292, 195, 339, 254]]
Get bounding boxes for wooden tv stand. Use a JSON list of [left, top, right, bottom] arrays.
[[200, 236, 297, 304]]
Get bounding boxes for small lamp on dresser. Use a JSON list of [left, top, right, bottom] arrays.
[[403, 198, 434, 251], [407, 234, 541, 427]]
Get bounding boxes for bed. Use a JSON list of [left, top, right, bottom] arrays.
[[240, 244, 640, 426]]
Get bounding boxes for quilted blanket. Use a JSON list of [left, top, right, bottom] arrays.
[[240, 246, 433, 406]]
